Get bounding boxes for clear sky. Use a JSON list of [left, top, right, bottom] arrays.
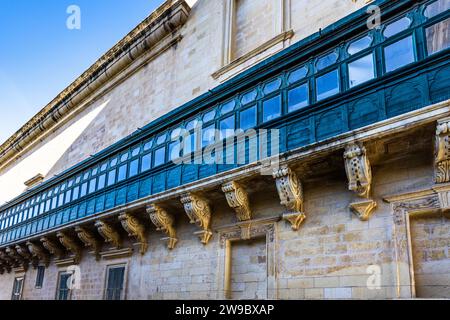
[[0, 0, 167, 144]]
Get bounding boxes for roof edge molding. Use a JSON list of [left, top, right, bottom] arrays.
[[0, 0, 191, 169]]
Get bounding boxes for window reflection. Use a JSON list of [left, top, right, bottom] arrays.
[[426, 17, 450, 55], [220, 115, 235, 140], [383, 17, 411, 38], [348, 36, 372, 55], [288, 83, 309, 112], [240, 106, 256, 131], [141, 154, 152, 171], [348, 54, 375, 87], [384, 36, 415, 72], [316, 70, 340, 101], [262, 95, 281, 123], [154, 147, 166, 167], [316, 52, 338, 71], [425, 0, 450, 18]]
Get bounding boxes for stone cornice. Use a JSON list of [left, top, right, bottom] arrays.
[[0, 0, 191, 170]]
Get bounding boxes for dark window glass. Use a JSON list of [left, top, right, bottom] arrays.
[[288, 83, 309, 113], [154, 147, 166, 167], [105, 266, 125, 300], [35, 266, 45, 288], [97, 174, 106, 190], [262, 95, 282, 123], [56, 273, 72, 301], [117, 164, 127, 182], [129, 159, 139, 177], [426, 17, 450, 55], [107, 169, 116, 186], [141, 154, 152, 172], [240, 106, 257, 131], [220, 115, 235, 140], [348, 53, 375, 88], [384, 36, 415, 72], [316, 69, 340, 101]]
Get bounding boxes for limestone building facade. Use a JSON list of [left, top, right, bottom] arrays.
[[0, 0, 449, 300]]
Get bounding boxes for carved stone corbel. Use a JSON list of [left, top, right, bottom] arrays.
[[273, 166, 306, 231], [344, 143, 377, 220], [95, 220, 122, 249], [180, 193, 213, 244], [75, 226, 102, 260], [147, 204, 177, 250], [435, 118, 450, 183], [6, 246, 29, 272], [57, 232, 82, 264], [118, 212, 148, 255], [221, 181, 252, 221], [40, 237, 64, 259], [26, 241, 49, 267], [15, 244, 35, 267], [0, 249, 13, 267]]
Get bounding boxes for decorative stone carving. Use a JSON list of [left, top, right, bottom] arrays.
[[119, 212, 148, 254], [273, 166, 306, 230], [57, 232, 82, 264], [221, 181, 252, 221], [6, 247, 29, 272], [15, 245, 31, 262], [344, 143, 372, 198], [180, 193, 213, 244], [147, 204, 177, 250], [0, 249, 13, 266], [75, 226, 102, 260], [26, 241, 49, 267], [435, 119, 450, 183], [344, 143, 377, 220], [40, 236, 64, 259], [95, 221, 122, 249]]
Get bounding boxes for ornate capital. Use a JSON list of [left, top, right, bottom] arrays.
[[95, 221, 122, 249], [26, 241, 49, 267], [40, 237, 64, 259], [119, 212, 148, 254], [57, 232, 82, 264], [221, 181, 252, 221], [75, 226, 102, 260], [344, 143, 372, 198], [180, 193, 213, 244], [273, 166, 306, 230], [435, 119, 450, 183], [147, 204, 177, 250]]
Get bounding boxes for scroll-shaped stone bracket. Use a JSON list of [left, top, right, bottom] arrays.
[[40, 237, 65, 260], [147, 204, 177, 250], [0, 258, 11, 274], [273, 166, 306, 231], [26, 241, 49, 267], [95, 220, 122, 250], [180, 193, 213, 245], [57, 232, 82, 264], [435, 118, 450, 183], [119, 212, 148, 255], [344, 143, 377, 221], [0, 249, 13, 267], [6, 246, 29, 271], [221, 181, 252, 221], [75, 226, 102, 261], [15, 244, 35, 268]]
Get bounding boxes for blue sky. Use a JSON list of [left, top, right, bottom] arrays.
[[0, 0, 167, 144]]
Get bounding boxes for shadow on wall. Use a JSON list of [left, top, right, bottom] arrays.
[[0, 99, 110, 205]]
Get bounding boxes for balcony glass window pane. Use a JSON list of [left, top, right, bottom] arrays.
[[288, 83, 309, 113], [107, 169, 116, 186], [131, 147, 141, 157], [110, 158, 118, 167], [316, 69, 340, 101], [241, 90, 257, 105], [51, 197, 58, 210], [72, 187, 80, 201], [221, 100, 236, 115], [117, 164, 127, 182], [98, 174, 106, 190], [91, 167, 98, 176], [425, 0, 450, 18], [83, 172, 90, 181], [288, 66, 308, 84], [65, 190, 72, 204], [100, 162, 108, 172], [80, 183, 88, 198], [202, 125, 216, 148], [183, 133, 197, 155], [348, 53, 375, 88], [88, 179, 96, 194], [262, 95, 282, 123], [58, 194, 64, 207], [383, 17, 411, 38], [129, 159, 139, 177], [143, 140, 153, 151], [75, 176, 81, 184], [316, 52, 338, 71], [45, 200, 51, 212], [426, 17, 450, 55], [169, 142, 181, 161], [203, 110, 216, 123], [156, 134, 167, 145], [185, 120, 198, 131], [348, 36, 372, 55], [141, 154, 152, 172], [220, 115, 235, 140], [154, 147, 166, 167], [240, 106, 257, 131], [263, 78, 282, 95], [120, 153, 129, 163], [384, 36, 415, 72]]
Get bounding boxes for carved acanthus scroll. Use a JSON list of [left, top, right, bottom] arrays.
[[6, 246, 28, 270], [147, 204, 177, 250], [95, 221, 122, 249], [273, 166, 306, 230], [180, 193, 213, 244], [40, 237, 64, 259], [344, 143, 377, 220], [26, 241, 49, 267], [119, 212, 148, 254], [435, 119, 450, 183], [221, 181, 252, 221], [75, 226, 102, 260], [57, 232, 82, 264]]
